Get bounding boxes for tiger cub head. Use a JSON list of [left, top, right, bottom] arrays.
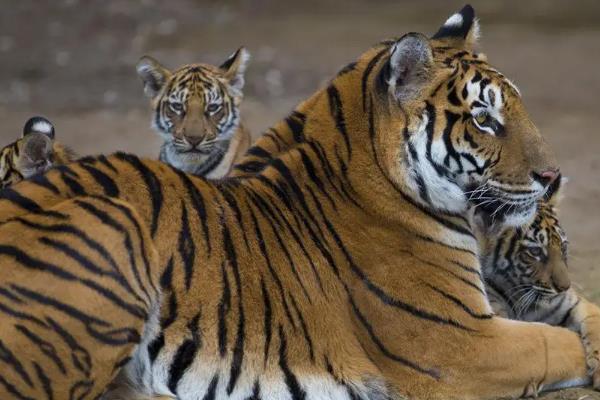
[[358, 5, 559, 226], [136, 48, 250, 174], [475, 177, 570, 317], [0, 116, 72, 189]]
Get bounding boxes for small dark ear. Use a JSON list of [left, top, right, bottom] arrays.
[[18, 133, 54, 178], [136, 56, 171, 98], [388, 33, 433, 103], [220, 47, 250, 94], [432, 4, 480, 50], [23, 116, 55, 140]]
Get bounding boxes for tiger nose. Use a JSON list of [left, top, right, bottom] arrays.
[[553, 279, 571, 293], [531, 168, 559, 187], [185, 135, 203, 146]]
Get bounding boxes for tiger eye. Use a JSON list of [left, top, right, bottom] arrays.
[[474, 113, 488, 125]]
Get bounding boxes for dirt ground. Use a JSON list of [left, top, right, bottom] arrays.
[[1, 1, 599, 398]]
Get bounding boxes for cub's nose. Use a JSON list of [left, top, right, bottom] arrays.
[[553, 279, 571, 293], [184, 135, 203, 146], [531, 168, 560, 187]]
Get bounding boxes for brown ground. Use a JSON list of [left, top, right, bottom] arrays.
[[1, 1, 599, 398]]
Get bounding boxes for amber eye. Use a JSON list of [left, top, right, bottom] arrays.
[[169, 102, 184, 113], [474, 113, 488, 126], [471, 111, 503, 135], [206, 103, 222, 114]]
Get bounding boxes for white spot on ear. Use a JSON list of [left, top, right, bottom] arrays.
[[32, 120, 53, 134], [444, 13, 463, 28]]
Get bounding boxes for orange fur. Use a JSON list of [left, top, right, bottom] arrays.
[[0, 5, 595, 400]]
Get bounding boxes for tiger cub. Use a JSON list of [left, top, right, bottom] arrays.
[[136, 48, 252, 179], [0, 116, 75, 188], [476, 177, 600, 383]]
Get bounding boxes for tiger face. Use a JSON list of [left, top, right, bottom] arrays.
[[477, 177, 570, 317], [367, 6, 559, 226], [0, 116, 61, 188], [136, 48, 249, 173]]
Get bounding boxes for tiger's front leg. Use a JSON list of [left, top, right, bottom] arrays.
[[565, 295, 600, 388]]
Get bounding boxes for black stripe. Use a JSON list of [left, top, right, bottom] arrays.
[[14, 218, 145, 304], [172, 167, 212, 253], [33, 362, 54, 400], [247, 205, 297, 329], [369, 97, 473, 238], [424, 284, 492, 319], [178, 202, 196, 290], [11, 284, 141, 346], [247, 146, 272, 160], [15, 324, 67, 374], [290, 296, 315, 362], [0, 375, 35, 400], [39, 236, 147, 318], [148, 333, 165, 364], [297, 147, 337, 211], [278, 325, 306, 400], [97, 154, 118, 172], [285, 111, 306, 143], [28, 173, 60, 194], [89, 195, 159, 300], [305, 186, 476, 331], [57, 166, 86, 195], [79, 162, 120, 197], [167, 337, 201, 394], [260, 278, 273, 365], [346, 285, 440, 379], [45, 317, 92, 376], [74, 199, 152, 303], [361, 47, 388, 111], [0, 187, 66, 219], [115, 153, 163, 236], [327, 85, 352, 160], [558, 299, 580, 327], [224, 224, 246, 395], [202, 375, 219, 400], [218, 262, 231, 357], [0, 338, 33, 387]]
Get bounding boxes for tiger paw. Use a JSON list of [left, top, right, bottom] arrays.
[[582, 330, 600, 389]]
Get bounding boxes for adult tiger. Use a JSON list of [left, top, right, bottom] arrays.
[[0, 5, 598, 400], [475, 177, 600, 386], [0, 116, 75, 188], [136, 48, 252, 178]]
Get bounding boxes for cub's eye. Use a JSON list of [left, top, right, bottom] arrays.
[[526, 247, 543, 258], [206, 103, 222, 114], [169, 102, 184, 113]]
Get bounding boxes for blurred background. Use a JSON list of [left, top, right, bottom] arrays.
[[0, 1, 599, 397]]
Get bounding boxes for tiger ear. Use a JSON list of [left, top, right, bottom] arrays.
[[220, 47, 250, 94], [18, 133, 54, 178], [388, 33, 433, 103], [432, 4, 480, 51], [136, 56, 171, 98], [22, 116, 55, 140]]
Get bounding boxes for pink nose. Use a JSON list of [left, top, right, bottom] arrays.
[[532, 169, 559, 186]]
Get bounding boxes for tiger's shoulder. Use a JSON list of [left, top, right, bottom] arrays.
[[136, 48, 252, 179]]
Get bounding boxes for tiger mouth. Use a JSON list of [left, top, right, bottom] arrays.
[[467, 184, 539, 221]]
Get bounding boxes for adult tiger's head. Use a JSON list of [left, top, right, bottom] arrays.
[[0, 116, 74, 189], [329, 4, 560, 227], [136, 48, 250, 176], [476, 177, 570, 317]]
